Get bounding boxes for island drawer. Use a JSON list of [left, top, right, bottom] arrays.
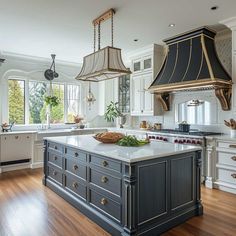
[[89, 189, 121, 222], [65, 147, 87, 162], [217, 152, 236, 167], [48, 165, 63, 185], [48, 152, 63, 168], [89, 168, 121, 196], [89, 154, 121, 173], [65, 174, 86, 200], [65, 157, 87, 180], [48, 142, 63, 154]]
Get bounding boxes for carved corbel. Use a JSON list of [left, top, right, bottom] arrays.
[[215, 87, 231, 111], [156, 93, 170, 111]]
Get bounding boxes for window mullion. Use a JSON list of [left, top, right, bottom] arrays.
[[25, 79, 30, 124]]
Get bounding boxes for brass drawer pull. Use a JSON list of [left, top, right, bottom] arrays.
[[75, 152, 79, 157], [229, 144, 236, 148], [72, 182, 78, 188], [101, 176, 108, 183], [15, 136, 19, 139], [54, 146, 58, 150], [231, 156, 236, 161], [231, 173, 236, 179], [102, 161, 108, 167], [73, 164, 78, 170], [54, 156, 57, 161], [100, 198, 108, 205], [52, 170, 57, 176]]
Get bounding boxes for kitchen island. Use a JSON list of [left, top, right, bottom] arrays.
[[43, 135, 203, 236]]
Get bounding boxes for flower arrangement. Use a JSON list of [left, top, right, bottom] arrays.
[[73, 115, 84, 124], [224, 119, 236, 129]]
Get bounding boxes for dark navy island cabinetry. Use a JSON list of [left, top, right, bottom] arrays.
[[43, 136, 203, 236]]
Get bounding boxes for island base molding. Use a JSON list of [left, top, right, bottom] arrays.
[[43, 139, 203, 236]]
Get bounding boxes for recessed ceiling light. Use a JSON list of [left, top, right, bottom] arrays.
[[169, 23, 175, 27], [211, 5, 219, 10], [134, 39, 139, 42]]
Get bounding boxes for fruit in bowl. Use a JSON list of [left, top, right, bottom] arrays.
[[93, 132, 124, 143]]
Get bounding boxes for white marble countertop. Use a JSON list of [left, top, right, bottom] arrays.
[[206, 134, 236, 142], [44, 135, 201, 163]]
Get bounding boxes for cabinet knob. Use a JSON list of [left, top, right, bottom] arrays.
[[102, 160, 108, 167], [75, 152, 79, 157], [54, 146, 58, 150], [73, 164, 78, 170], [100, 198, 108, 205], [229, 144, 236, 148], [231, 156, 236, 161], [15, 136, 19, 139], [27, 136, 29, 139], [231, 173, 236, 179], [101, 176, 108, 183], [52, 170, 57, 176], [54, 156, 57, 161], [72, 182, 78, 188]]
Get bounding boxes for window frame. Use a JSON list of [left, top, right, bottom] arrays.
[[5, 76, 81, 126]]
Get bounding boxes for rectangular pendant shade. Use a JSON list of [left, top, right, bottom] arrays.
[[75, 46, 131, 82]]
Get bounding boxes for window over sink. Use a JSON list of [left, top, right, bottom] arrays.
[[7, 78, 80, 125]]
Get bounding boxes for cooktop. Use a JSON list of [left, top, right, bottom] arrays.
[[149, 129, 222, 136]]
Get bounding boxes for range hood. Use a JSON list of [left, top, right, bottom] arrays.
[[149, 27, 232, 111]]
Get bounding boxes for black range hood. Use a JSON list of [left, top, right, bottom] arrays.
[[149, 27, 232, 111]]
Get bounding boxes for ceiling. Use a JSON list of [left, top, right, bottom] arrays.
[[0, 0, 235, 63]]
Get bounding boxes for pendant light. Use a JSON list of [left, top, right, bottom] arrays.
[[76, 9, 131, 82], [85, 82, 96, 110]]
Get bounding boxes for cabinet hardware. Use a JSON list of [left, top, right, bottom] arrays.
[[73, 164, 78, 170], [75, 152, 79, 157], [231, 173, 236, 179], [4, 137, 6, 140], [52, 170, 57, 176], [101, 176, 108, 183], [229, 144, 236, 148], [15, 136, 19, 139], [27, 136, 29, 139], [100, 198, 108, 205], [54, 146, 58, 150], [53, 156, 57, 161], [102, 161, 108, 167], [72, 182, 78, 188], [231, 156, 236, 161]]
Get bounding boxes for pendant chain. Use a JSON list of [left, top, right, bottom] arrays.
[[111, 12, 114, 47], [98, 22, 101, 50], [93, 24, 96, 52]]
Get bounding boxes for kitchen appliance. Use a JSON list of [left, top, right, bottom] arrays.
[[147, 129, 221, 181], [178, 123, 190, 132]]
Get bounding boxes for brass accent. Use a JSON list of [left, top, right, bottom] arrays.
[[200, 35, 215, 80], [167, 43, 179, 83], [73, 164, 78, 170], [229, 144, 236, 148], [155, 93, 170, 111], [231, 156, 236, 161], [102, 160, 108, 167], [100, 198, 108, 205], [72, 182, 78, 188], [231, 174, 236, 179], [15, 136, 19, 139], [195, 42, 204, 81], [93, 9, 115, 26], [101, 176, 108, 183], [181, 39, 192, 82], [215, 88, 231, 111]]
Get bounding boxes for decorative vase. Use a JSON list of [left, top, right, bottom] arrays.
[[230, 129, 236, 138]]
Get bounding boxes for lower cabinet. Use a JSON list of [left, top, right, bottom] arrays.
[[44, 140, 202, 236]]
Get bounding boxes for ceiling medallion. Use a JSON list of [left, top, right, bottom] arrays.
[[76, 8, 131, 82]]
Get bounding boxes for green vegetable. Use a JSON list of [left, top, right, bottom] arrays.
[[116, 135, 149, 147]]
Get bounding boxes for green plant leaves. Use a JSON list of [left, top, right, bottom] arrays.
[[104, 101, 122, 122]]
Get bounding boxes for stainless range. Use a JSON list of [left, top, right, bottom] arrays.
[[146, 129, 221, 181]]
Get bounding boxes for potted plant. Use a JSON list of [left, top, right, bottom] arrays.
[[44, 95, 60, 107], [224, 119, 236, 138]]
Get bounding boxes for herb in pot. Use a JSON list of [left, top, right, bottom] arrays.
[[44, 95, 60, 107], [104, 101, 122, 122]]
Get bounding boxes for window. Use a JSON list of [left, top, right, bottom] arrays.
[[7, 78, 80, 125], [29, 81, 47, 124], [118, 75, 130, 113], [67, 84, 80, 123], [8, 79, 25, 124]]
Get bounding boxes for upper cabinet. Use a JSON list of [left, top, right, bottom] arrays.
[[129, 44, 165, 116]]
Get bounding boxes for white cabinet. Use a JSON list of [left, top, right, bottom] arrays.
[[0, 133, 33, 164], [129, 44, 164, 116]]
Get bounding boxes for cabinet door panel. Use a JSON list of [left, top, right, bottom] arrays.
[[131, 75, 142, 115], [142, 73, 154, 115]]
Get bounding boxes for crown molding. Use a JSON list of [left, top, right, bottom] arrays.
[[220, 17, 236, 29], [0, 51, 82, 68]]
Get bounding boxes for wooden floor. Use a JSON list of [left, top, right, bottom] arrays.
[[0, 169, 236, 236]]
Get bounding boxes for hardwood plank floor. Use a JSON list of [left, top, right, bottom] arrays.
[[0, 169, 236, 236]]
